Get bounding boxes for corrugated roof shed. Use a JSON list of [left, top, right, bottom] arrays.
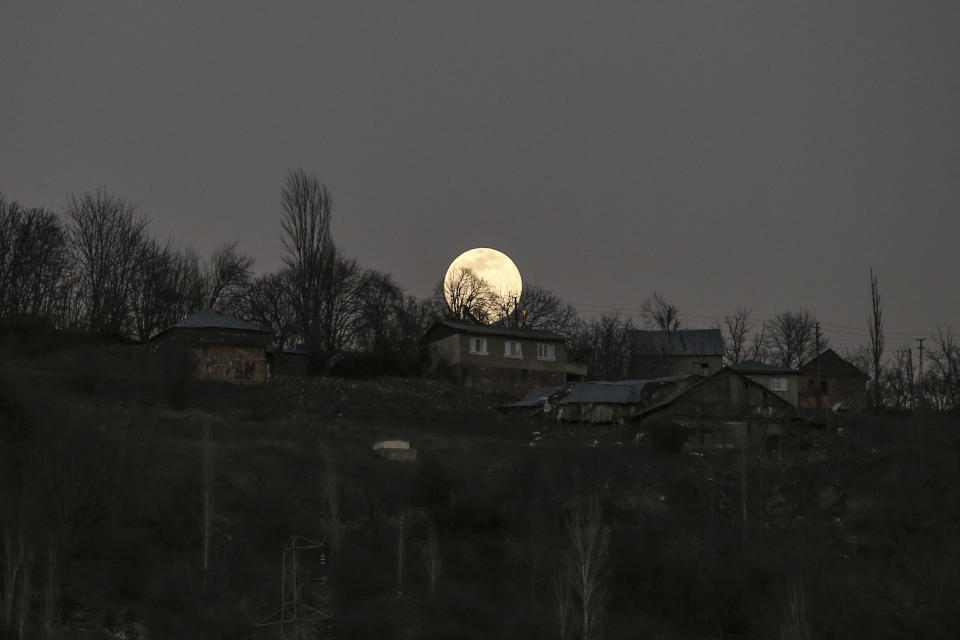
[[630, 329, 724, 356], [562, 380, 646, 404], [505, 376, 696, 408], [510, 385, 566, 407]]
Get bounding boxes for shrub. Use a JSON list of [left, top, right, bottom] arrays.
[[647, 419, 688, 454]]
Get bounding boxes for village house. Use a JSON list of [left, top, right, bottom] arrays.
[[149, 309, 271, 383], [421, 320, 586, 394], [731, 360, 799, 406], [628, 328, 724, 379], [797, 348, 870, 412], [634, 367, 796, 450]]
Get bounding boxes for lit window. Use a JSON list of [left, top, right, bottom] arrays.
[[469, 337, 488, 355], [505, 340, 523, 358], [768, 377, 788, 392], [537, 343, 556, 360]]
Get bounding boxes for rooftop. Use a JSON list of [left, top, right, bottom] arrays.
[[731, 360, 796, 374], [424, 319, 566, 342], [155, 309, 268, 337], [629, 329, 724, 357]]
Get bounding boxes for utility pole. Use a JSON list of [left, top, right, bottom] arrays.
[[916, 337, 925, 409], [916, 337, 925, 381], [815, 321, 822, 414], [908, 347, 914, 409]]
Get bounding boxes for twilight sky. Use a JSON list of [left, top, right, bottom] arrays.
[[2, 1, 958, 352]]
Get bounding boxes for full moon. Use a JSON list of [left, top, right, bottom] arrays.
[[443, 248, 523, 322]]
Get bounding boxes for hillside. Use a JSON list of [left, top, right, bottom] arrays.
[[2, 343, 960, 639]]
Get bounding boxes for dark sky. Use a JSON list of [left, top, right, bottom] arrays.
[[2, 1, 958, 352]]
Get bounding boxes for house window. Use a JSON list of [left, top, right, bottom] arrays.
[[537, 343, 556, 360], [504, 340, 523, 358], [693, 362, 710, 375], [469, 337, 488, 355], [768, 377, 788, 392]]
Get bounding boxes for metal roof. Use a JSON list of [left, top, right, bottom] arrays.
[[562, 380, 648, 404], [731, 360, 796, 374], [797, 349, 869, 379], [170, 309, 267, 333], [635, 367, 796, 420], [505, 375, 696, 409], [509, 385, 566, 407], [629, 329, 724, 356], [428, 320, 566, 342]]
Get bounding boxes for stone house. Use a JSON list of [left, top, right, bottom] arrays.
[[628, 329, 724, 379], [797, 349, 870, 412], [422, 320, 586, 395], [731, 360, 799, 406], [149, 309, 271, 383]]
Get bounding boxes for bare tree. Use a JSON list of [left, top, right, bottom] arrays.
[[280, 169, 334, 349], [720, 306, 753, 365], [927, 327, 960, 410], [883, 347, 914, 410], [356, 269, 404, 353], [204, 241, 254, 311], [767, 310, 823, 369], [868, 269, 884, 409], [320, 250, 365, 358], [423, 518, 442, 602], [568, 314, 633, 380], [748, 320, 770, 363], [553, 570, 574, 640], [505, 284, 579, 336], [0, 195, 69, 324], [640, 292, 681, 332], [201, 422, 214, 595], [239, 270, 299, 351], [778, 580, 813, 640], [395, 508, 426, 596], [65, 188, 150, 336], [317, 448, 343, 556], [393, 295, 436, 358], [561, 493, 609, 640], [436, 267, 496, 324]]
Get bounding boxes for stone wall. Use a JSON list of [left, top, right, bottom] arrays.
[[187, 344, 267, 383], [459, 365, 566, 397]]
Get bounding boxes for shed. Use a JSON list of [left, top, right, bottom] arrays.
[[634, 367, 796, 449], [150, 309, 271, 382], [505, 375, 698, 423]]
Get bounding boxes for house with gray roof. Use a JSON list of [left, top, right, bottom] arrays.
[[627, 329, 724, 379], [731, 360, 799, 406], [149, 309, 271, 382], [422, 320, 586, 395], [796, 349, 869, 412]]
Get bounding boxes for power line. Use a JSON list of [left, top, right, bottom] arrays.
[[566, 300, 938, 339]]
